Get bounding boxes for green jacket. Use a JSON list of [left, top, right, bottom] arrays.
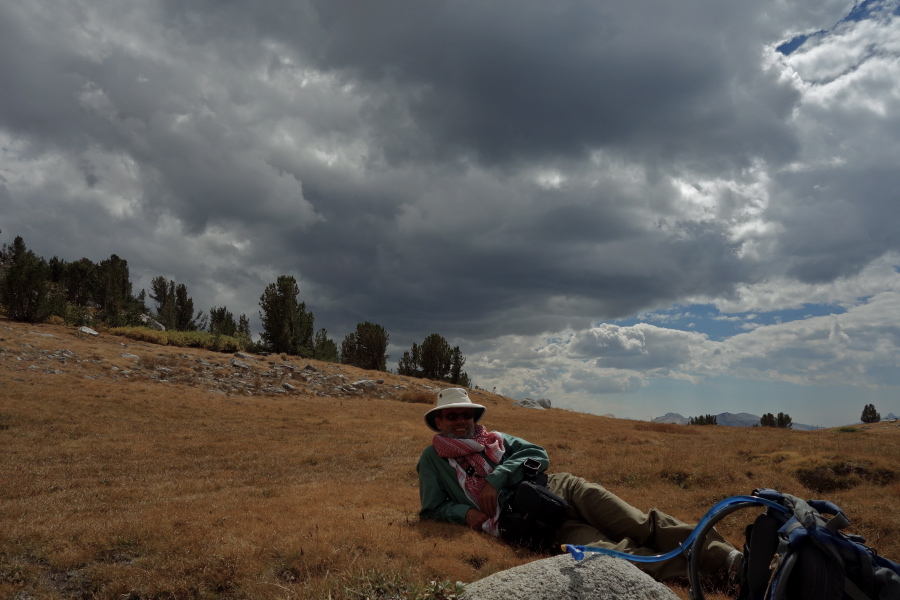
[[417, 432, 550, 525]]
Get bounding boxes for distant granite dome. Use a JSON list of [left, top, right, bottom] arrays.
[[513, 397, 552, 410], [716, 412, 763, 427], [652, 413, 689, 425]]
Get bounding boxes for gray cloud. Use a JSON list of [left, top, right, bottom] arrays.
[[299, 1, 808, 172]]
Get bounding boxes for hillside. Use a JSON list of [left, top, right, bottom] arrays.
[[2, 317, 899, 600]]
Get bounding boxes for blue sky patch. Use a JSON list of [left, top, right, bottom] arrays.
[[611, 303, 848, 341]]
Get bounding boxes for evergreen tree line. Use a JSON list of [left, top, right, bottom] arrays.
[[0, 234, 470, 385], [691, 406, 889, 428], [689, 413, 793, 427], [0, 235, 141, 327], [689, 414, 717, 425]]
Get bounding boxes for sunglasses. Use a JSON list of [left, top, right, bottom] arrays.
[[441, 410, 475, 422]]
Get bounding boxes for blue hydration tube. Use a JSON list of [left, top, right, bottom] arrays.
[[564, 494, 790, 562]]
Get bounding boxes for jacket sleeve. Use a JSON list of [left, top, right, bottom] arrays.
[[484, 432, 550, 493], [417, 446, 473, 524]]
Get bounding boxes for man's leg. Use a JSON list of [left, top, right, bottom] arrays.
[[548, 473, 735, 581]]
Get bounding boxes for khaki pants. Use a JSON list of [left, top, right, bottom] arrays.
[[548, 473, 735, 581]]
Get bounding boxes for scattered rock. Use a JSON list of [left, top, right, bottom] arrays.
[[79, 326, 99, 336], [351, 379, 378, 391], [0, 325, 454, 404]]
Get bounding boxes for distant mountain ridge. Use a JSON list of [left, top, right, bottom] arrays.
[[652, 412, 821, 430]]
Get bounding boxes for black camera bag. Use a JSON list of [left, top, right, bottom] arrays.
[[498, 470, 568, 552]]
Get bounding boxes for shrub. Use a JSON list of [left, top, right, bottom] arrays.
[[109, 326, 247, 353], [397, 391, 434, 404], [795, 461, 898, 492]]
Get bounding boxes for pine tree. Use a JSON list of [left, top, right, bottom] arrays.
[[397, 333, 470, 385], [150, 276, 176, 330], [65, 258, 99, 306], [174, 283, 203, 330], [775, 412, 793, 429], [759, 412, 792, 428], [96, 254, 135, 326], [340, 322, 389, 370], [258, 275, 314, 355], [237, 314, 251, 343], [397, 342, 421, 377], [313, 328, 339, 362], [420, 333, 452, 380], [449, 346, 469, 386], [150, 277, 203, 331], [208, 306, 238, 337], [861, 404, 881, 424]]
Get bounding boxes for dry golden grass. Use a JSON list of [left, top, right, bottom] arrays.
[[1, 318, 898, 599]]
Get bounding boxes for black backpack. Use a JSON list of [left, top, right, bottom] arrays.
[[688, 488, 900, 600]]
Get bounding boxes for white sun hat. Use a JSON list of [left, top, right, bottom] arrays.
[[424, 387, 486, 432]]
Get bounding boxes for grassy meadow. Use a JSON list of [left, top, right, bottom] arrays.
[[1, 318, 898, 600]]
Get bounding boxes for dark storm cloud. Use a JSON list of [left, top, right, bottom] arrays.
[[298, 0, 804, 171]]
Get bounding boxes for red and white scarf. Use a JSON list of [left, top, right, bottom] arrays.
[[432, 425, 505, 535]]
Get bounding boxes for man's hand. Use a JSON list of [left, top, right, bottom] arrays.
[[465, 508, 489, 530], [478, 481, 498, 518]]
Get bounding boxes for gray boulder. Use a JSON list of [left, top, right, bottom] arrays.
[[351, 379, 378, 391], [139, 314, 166, 331], [461, 553, 677, 600], [513, 397, 552, 409]]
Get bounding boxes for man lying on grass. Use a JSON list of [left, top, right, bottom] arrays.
[[416, 388, 742, 584]]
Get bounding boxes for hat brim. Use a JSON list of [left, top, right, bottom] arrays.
[[425, 403, 486, 432]]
